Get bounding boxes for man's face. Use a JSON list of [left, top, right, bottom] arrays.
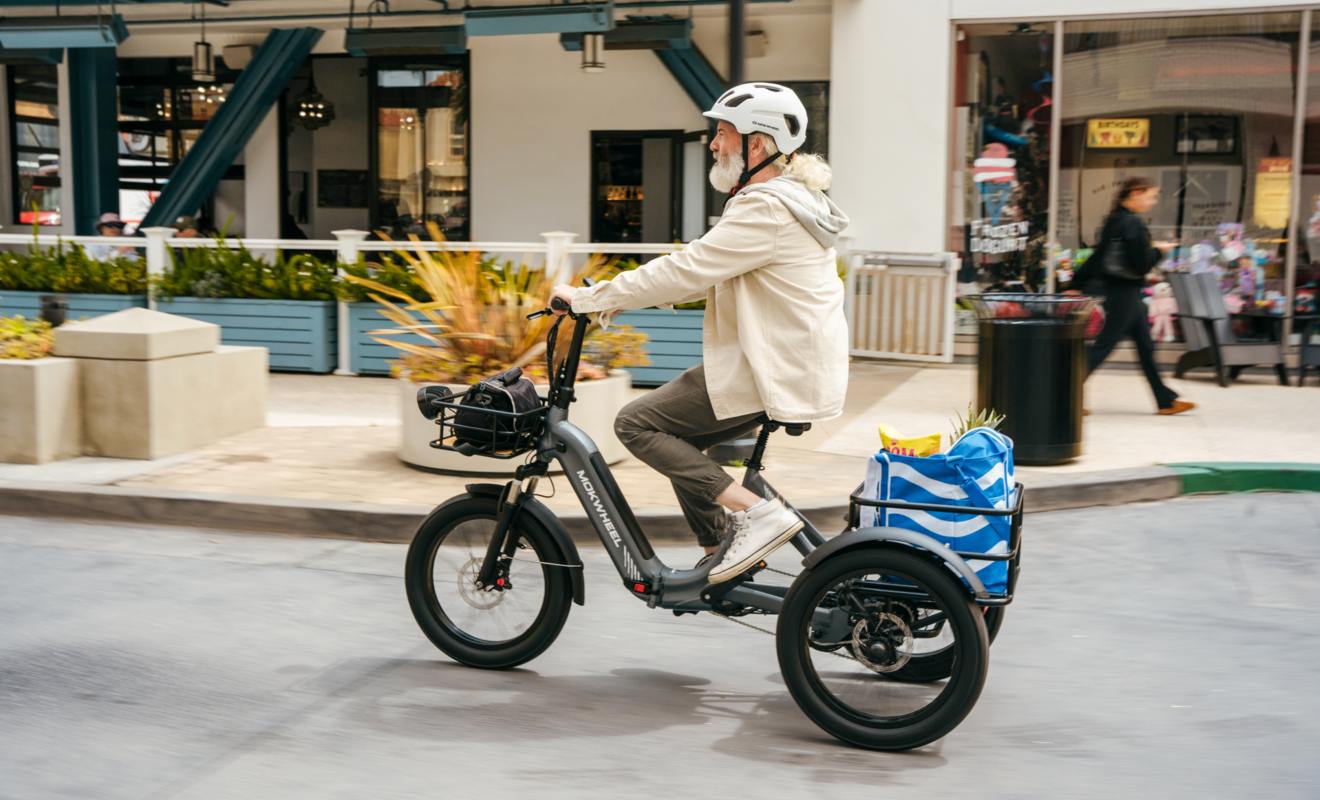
[[709, 120, 741, 162], [708, 121, 745, 193], [175, 227, 200, 239], [99, 224, 123, 237]]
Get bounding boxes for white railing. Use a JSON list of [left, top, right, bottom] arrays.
[[845, 252, 958, 363], [0, 229, 684, 374]]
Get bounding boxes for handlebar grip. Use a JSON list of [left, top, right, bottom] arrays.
[[583, 277, 597, 287], [550, 297, 570, 312]]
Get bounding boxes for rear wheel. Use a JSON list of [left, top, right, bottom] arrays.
[[777, 547, 989, 751], [405, 495, 573, 669]]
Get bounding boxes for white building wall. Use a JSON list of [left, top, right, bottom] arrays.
[[54, 59, 75, 236], [468, 33, 707, 243], [308, 57, 369, 239], [690, 5, 833, 82], [243, 106, 281, 239], [829, 0, 951, 253]]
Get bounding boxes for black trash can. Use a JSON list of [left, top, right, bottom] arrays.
[[967, 294, 1100, 466]]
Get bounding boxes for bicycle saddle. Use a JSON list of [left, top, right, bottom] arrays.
[[763, 418, 812, 436]]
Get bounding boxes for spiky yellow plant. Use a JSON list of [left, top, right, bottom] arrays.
[[345, 223, 619, 384]]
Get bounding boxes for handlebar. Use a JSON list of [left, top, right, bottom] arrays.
[[526, 277, 597, 320]]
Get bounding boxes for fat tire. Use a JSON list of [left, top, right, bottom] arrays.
[[405, 495, 573, 670], [776, 547, 989, 751]]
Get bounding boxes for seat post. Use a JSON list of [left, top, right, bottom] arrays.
[[743, 419, 777, 472]]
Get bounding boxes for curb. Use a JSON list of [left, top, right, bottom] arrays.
[[0, 463, 1202, 545], [1166, 462, 1320, 495]]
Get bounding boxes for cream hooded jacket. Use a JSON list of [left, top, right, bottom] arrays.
[[571, 175, 849, 423]]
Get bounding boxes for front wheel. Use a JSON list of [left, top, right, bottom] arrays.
[[777, 547, 989, 751], [405, 494, 574, 669]]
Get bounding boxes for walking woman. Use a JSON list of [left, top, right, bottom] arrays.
[[1074, 176, 1195, 415]]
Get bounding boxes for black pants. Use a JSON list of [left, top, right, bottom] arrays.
[[1087, 284, 1179, 410]]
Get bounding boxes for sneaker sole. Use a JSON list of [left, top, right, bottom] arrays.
[[707, 519, 805, 584]]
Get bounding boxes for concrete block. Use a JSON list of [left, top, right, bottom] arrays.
[[81, 345, 268, 460], [55, 307, 219, 361], [0, 358, 81, 464]]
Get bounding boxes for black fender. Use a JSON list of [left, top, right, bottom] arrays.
[[801, 526, 989, 600], [466, 483, 585, 606]]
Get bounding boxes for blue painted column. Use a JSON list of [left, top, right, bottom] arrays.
[[66, 47, 120, 235]]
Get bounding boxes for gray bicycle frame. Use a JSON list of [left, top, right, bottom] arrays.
[[525, 403, 830, 617]]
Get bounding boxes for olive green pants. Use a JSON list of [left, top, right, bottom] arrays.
[[613, 365, 764, 547]]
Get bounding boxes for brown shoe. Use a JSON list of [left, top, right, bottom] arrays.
[[1158, 400, 1196, 416]]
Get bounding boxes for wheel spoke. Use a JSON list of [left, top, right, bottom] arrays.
[[804, 565, 960, 724], [426, 516, 549, 646]]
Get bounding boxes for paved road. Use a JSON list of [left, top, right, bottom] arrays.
[[2, 494, 1318, 799]]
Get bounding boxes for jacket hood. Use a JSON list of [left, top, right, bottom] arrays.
[[736, 176, 850, 249]]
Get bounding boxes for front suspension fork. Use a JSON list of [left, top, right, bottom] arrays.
[[474, 476, 539, 590]]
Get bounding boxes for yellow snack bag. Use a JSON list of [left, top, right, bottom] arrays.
[[878, 424, 941, 458]]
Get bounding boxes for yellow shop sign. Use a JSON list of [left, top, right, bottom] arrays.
[[1087, 118, 1150, 148]]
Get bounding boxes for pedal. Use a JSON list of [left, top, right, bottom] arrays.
[[699, 561, 765, 605]]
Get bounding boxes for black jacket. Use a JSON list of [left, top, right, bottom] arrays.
[[1075, 207, 1161, 289]]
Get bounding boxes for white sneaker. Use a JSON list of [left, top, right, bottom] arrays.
[[708, 497, 804, 583]]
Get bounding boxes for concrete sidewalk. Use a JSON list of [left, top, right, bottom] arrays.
[[1, 363, 1316, 542]]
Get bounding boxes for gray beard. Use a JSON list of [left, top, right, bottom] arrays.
[[709, 151, 744, 194]]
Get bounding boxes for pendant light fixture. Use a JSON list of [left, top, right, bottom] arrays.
[[581, 32, 604, 73], [191, 1, 214, 82], [291, 61, 336, 131]]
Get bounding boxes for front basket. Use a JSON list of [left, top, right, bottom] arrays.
[[422, 386, 551, 459]]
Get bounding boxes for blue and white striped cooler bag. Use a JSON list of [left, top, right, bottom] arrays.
[[859, 428, 1016, 593]]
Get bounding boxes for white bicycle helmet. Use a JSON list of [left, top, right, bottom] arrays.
[[704, 82, 808, 193]]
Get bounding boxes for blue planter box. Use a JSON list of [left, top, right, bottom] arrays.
[[156, 298, 337, 373], [614, 308, 704, 386], [348, 301, 431, 376], [0, 290, 147, 320]]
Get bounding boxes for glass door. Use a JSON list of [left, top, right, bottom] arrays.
[[371, 59, 469, 241]]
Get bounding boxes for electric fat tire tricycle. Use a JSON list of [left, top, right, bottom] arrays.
[[404, 287, 1024, 751]]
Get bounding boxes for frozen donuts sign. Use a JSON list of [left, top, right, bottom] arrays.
[[971, 143, 1028, 254]]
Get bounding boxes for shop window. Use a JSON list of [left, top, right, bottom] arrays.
[[9, 64, 61, 226], [1297, 14, 1320, 319], [1059, 13, 1301, 317], [950, 23, 1055, 292], [116, 57, 240, 231], [591, 131, 683, 246], [371, 60, 469, 241]]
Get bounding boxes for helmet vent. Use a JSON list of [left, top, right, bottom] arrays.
[[754, 84, 783, 92], [784, 114, 800, 137], [725, 93, 754, 108], [717, 89, 735, 104]]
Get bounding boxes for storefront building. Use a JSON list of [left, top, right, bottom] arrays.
[[0, 0, 831, 246], [831, 0, 1320, 339], [3, 0, 1318, 327]]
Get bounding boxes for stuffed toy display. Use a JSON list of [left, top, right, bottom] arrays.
[[1148, 281, 1178, 343]]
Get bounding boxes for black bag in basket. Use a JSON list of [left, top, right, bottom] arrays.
[[452, 367, 541, 450]]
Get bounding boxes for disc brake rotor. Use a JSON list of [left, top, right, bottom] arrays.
[[457, 557, 505, 610], [851, 612, 915, 673]]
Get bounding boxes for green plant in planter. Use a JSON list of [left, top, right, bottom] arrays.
[[581, 324, 650, 378], [334, 254, 416, 302], [154, 234, 337, 301], [0, 244, 146, 295], [346, 224, 621, 385], [0, 315, 54, 359]]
